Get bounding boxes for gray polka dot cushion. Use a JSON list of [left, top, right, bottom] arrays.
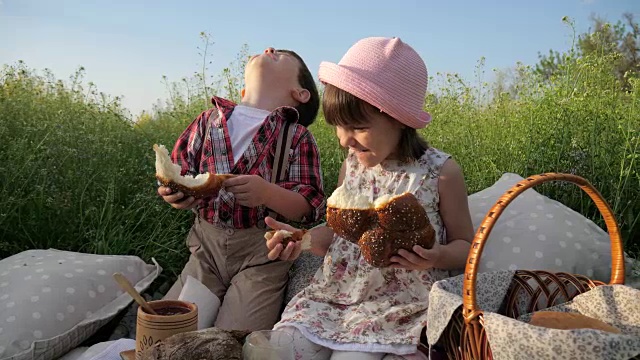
[[0, 249, 161, 360], [467, 173, 627, 283]]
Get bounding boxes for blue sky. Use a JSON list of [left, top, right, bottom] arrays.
[[1, 0, 638, 117]]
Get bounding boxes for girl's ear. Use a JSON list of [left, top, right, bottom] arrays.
[[241, 88, 246, 99], [291, 88, 311, 104]]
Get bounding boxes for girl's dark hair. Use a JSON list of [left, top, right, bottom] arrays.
[[278, 49, 320, 127], [322, 83, 429, 162]]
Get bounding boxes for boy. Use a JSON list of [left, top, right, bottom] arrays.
[[158, 47, 325, 331]]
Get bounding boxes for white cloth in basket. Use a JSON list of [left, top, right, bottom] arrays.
[[485, 285, 640, 360], [426, 270, 516, 345], [427, 271, 640, 360]]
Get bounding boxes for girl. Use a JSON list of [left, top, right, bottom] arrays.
[[265, 37, 474, 360]]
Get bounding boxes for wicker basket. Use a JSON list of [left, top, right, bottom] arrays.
[[441, 173, 626, 360]]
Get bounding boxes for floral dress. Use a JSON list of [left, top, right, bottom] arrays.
[[274, 147, 453, 355]]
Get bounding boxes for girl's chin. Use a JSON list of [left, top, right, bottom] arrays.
[[355, 151, 382, 167]]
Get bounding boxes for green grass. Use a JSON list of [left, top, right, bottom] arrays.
[[1, 49, 638, 286]]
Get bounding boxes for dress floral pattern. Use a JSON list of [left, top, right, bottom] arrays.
[[274, 147, 453, 355]]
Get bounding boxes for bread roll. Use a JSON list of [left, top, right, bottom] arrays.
[[154, 144, 234, 198], [375, 192, 430, 231], [264, 229, 311, 250], [326, 185, 435, 267], [528, 311, 621, 334]]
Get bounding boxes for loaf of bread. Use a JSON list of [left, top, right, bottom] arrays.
[[327, 185, 435, 267], [154, 144, 234, 198], [139, 327, 250, 360], [528, 311, 621, 334]]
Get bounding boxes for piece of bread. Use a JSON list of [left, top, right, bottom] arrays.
[[326, 185, 435, 267], [528, 311, 621, 334], [264, 229, 312, 251], [154, 144, 234, 198], [139, 327, 250, 360]]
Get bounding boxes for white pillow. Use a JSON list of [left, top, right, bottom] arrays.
[[467, 173, 619, 283], [0, 249, 161, 360]]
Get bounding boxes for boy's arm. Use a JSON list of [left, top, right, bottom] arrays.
[[263, 130, 326, 223], [265, 158, 347, 260]]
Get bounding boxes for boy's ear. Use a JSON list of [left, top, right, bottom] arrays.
[[291, 88, 310, 104], [241, 88, 245, 99]]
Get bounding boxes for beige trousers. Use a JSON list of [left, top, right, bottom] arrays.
[[164, 216, 292, 331]]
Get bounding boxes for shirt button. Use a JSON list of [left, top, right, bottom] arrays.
[[257, 219, 266, 229], [221, 149, 227, 155], [225, 228, 234, 236]]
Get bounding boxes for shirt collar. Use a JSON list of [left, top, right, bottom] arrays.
[[210, 96, 300, 127]]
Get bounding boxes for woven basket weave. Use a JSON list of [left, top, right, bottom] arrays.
[[441, 173, 626, 360]]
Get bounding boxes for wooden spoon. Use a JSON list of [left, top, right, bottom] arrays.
[[113, 272, 158, 315]]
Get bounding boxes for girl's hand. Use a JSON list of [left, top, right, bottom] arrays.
[[264, 216, 303, 261], [390, 241, 442, 271], [224, 175, 271, 207]]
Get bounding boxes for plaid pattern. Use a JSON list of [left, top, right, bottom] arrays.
[[171, 96, 326, 229]]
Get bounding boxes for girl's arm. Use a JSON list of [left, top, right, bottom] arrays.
[[432, 158, 474, 270]]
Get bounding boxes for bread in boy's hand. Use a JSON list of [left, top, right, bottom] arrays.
[[264, 229, 311, 251], [154, 144, 234, 198], [528, 311, 621, 334], [326, 185, 435, 267]]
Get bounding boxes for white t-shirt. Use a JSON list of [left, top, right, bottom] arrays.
[[227, 105, 271, 165]]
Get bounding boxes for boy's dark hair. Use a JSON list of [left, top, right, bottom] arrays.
[[279, 49, 320, 127], [322, 83, 429, 162]]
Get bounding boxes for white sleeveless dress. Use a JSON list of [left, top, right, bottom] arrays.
[[274, 147, 453, 355]]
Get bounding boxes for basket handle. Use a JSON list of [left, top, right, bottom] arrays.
[[462, 173, 625, 323]]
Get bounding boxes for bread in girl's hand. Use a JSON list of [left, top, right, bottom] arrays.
[[154, 144, 234, 198], [327, 185, 435, 267], [528, 311, 621, 334], [264, 229, 311, 251]]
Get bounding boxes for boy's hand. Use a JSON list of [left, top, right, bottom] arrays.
[[389, 241, 442, 271], [223, 175, 271, 207], [157, 186, 202, 210], [264, 216, 303, 261]]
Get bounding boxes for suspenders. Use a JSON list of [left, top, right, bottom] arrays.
[[267, 120, 295, 220], [197, 106, 296, 224]]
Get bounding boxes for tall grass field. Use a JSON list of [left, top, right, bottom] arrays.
[[1, 47, 638, 285]]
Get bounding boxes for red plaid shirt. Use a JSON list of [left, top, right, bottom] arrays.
[[171, 96, 326, 229]]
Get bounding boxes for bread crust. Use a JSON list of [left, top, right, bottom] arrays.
[[327, 189, 435, 267], [376, 192, 429, 231], [528, 311, 621, 334], [156, 173, 234, 199], [154, 143, 234, 198], [326, 207, 376, 243]]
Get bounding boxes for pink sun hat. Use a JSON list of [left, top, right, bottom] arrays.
[[318, 37, 432, 129]]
